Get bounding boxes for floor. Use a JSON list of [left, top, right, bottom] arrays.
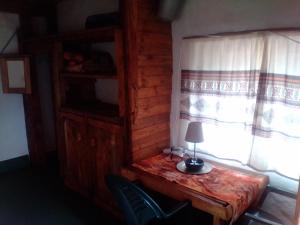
[[0, 162, 213, 225], [0, 167, 121, 225]]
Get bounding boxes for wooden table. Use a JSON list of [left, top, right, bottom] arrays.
[[121, 153, 269, 225]]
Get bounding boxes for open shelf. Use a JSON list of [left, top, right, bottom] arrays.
[[54, 25, 125, 121], [60, 102, 122, 124], [61, 72, 117, 80], [59, 27, 119, 43], [21, 27, 121, 44]]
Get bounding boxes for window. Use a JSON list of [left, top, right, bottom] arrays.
[[176, 31, 300, 184]]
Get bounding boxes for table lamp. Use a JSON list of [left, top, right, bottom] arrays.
[[184, 122, 204, 172]]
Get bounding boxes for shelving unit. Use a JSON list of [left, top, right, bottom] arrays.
[[61, 72, 117, 80], [50, 26, 126, 210], [20, 0, 172, 216], [53, 27, 125, 120]]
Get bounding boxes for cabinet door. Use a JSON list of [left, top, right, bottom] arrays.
[[63, 113, 92, 197], [87, 119, 123, 208]]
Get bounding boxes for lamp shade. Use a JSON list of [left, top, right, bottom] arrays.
[[185, 122, 203, 143]]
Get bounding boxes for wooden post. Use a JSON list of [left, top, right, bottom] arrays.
[[213, 216, 226, 225], [294, 181, 300, 225]]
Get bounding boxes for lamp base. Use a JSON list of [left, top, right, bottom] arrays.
[[176, 160, 212, 174], [184, 158, 204, 172]]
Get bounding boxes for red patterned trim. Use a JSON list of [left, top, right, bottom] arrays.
[[181, 70, 300, 106]]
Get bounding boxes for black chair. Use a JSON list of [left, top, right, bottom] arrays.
[[236, 185, 299, 225], [105, 174, 190, 225]]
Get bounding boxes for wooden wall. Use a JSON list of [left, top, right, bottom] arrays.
[[123, 0, 172, 162]]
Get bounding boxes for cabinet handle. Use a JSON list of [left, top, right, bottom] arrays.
[[76, 133, 82, 142], [90, 138, 96, 147]]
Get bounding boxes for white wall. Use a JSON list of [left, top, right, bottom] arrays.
[[93, 42, 118, 104], [171, 0, 300, 192], [0, 12, 29, 161]]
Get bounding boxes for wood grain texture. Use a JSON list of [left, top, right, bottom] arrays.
[[132, 113, 170, 130], [20, 31, 57, 169], [61, 113, 124, 206], [114, 29, 126, 118], [124, 0, 172, 161], [22, 56, 46, 167], [124, 154, 269, 224], [63, 113, 91, 197], [124, 0, 172, 162], [294, 182, 300, 225], [87, 118, 123, 210], [121, 166, 232, 220]]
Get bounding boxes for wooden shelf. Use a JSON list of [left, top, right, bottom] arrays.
[[60, 105, 122, 125], [60, 27, 120, 43], [61, 72, 117, 80], [21, 26, 121, 44]]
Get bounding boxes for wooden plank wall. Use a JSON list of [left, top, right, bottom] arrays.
[[124, 0, 172, 162]]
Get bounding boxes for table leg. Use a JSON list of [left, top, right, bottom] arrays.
[[213, 216, 227, 225]]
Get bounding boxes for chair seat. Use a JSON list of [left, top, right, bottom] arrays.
[[105, 174, 190, 225]]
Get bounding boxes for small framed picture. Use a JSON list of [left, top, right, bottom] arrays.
[[0, 55, 31, 94]]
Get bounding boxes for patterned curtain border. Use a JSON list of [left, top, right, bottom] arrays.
[[181, 70, 300, 139]]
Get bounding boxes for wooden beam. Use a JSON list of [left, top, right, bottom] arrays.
[[123, 0, 172, 162], [294, 181, 300, 225]]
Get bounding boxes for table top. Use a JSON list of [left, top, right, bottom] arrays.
[[122, 153, 269, 224]]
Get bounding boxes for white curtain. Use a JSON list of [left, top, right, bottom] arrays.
[[177, 31, 300, 180]]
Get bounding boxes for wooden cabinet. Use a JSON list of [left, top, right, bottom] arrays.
[[87, 118, 123, 209], [61, 112, 123, 208], [63, 113, 92, 197], [53, 27, 126, 210], [21, 0, 172, 215]]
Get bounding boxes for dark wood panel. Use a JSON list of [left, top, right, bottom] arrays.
[[138, 66, 172, 77], [132, 139, 170, 162], [136, 95, 170, 107], [114, 29, 126, 118], [61, 72, 117, 80], [138, 20, 171, 34], [132, 131, 170, 152], [87, 119, 123, 210], [59, 27, 118, 42], [132, 123, 169, 141], [63, 114, 91, 197], [132, 113, 170, 130], [137, 55, 172, 67], [124, 0, 172, 162], [138, 45, 172, 56], [136, 103, 171, 119], [294, 182, 300, 225], [61, 113, 124, 210], [138, 75, 171, 88], [22, 56, 46, 167], [137, 33, 172, 49], [136, 86, 171, 98]]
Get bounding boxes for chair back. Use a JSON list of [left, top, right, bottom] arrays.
[[106, 174, 166, 225]]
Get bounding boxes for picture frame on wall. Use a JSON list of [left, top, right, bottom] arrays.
[[0, 55, 31, 94]]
